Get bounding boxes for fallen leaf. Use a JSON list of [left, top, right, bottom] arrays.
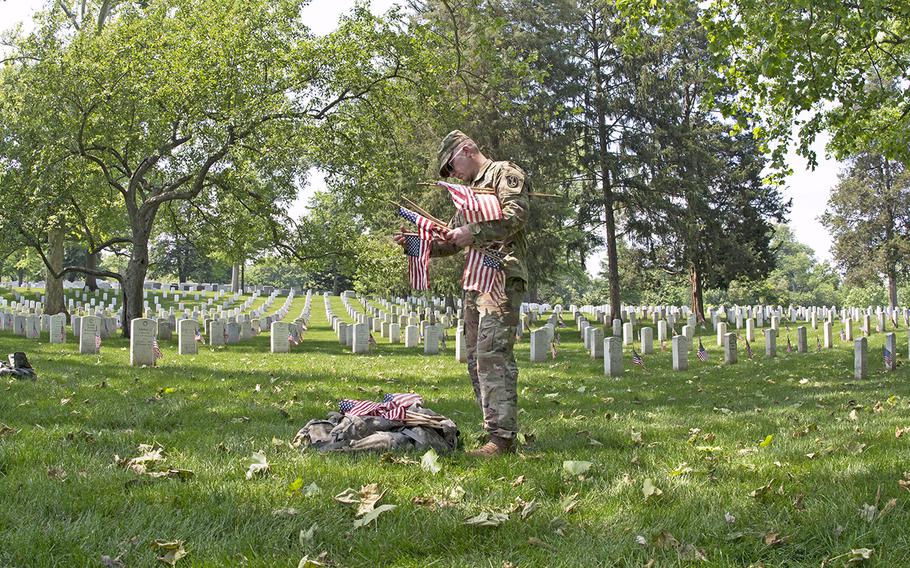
[[763, 532, 783, 546], [528, 537, 553, 550], [464, 511, 509, 527], [845, 548, 873, 564], [560, 493, 580, 513], [511, 475, 525, 487], [642, 478, 663, 501], [0, 423, 18, 437], [288, 477, 304, 496], [151, 540, 186, 566], [421, 448, 441, 475], [299, 524, 317, 546], [724, 512, 736, 524], [858, 503, 877, 522], [100, 555, 124, 568], [297, 555, 325, 568], [302, 482, 321, 497], [335, 484, 384, 517], [272, 507, 299, 517], [563, 460, 592, 476], [750, 479, 775, 499], [245, 451, 269, 480]]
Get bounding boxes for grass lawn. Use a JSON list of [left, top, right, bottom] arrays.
[[1, 296, 909, 567]]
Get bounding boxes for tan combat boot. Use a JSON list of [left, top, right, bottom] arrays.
[[466, 435, 514, 457]]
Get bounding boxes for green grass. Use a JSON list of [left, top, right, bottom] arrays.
[[1, 297, 909, 567]]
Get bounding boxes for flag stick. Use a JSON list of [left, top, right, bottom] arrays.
[[418, 181, 560, 198]]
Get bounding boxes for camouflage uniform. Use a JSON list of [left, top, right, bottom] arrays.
[[431, 133, 530, 441]]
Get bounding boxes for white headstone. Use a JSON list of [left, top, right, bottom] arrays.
[[210, 319, 226, 346], [130, 318, 157, 366], [49, 313, 66, 344], [854, 337, 867, 380], [177, 319, 198, 355], [79, 315, 101, 355], [604, 337, 622, 376], [352, 323, 369, 354]]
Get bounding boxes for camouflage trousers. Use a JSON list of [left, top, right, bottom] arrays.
[[463, 278, 525, 439]]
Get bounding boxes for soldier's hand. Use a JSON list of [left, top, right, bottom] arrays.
[[445, 225, 474, 248], [392, 226, 408, 248]]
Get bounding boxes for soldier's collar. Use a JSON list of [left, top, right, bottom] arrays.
[[472, 159, 494, 185]]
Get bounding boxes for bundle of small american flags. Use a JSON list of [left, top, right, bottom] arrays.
[[438, 181, 506, 298], [338, 393, 424, 422], [398, 206, 443, 290]]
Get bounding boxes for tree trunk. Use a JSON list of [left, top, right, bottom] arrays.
[[690, 264, 705, 322], [231, 263, 240, 293], [121, 220, 153, 338], [240, 261, 245, 292], [44, 226, 68, 315], [17, 268, 24, 286], [85, 249, 98, 291], [887, 270, 898, 308]]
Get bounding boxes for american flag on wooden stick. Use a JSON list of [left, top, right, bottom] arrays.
[[288, 332, 298, 346], [632, 348, 645, 369], [153, 338, 163, 360], [884, 346, 893, 368], [95, 333, 101, 351], [403, 234, 430, 290], [697, 339, 709, 362], [745, 338, 754, 358]]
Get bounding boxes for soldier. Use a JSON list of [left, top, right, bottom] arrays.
[[399, 130, 529, 456]]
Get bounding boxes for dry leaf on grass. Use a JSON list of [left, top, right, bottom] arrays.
[[421, 448, 441, 475], [151, 540, 186, 566], [352, 504, 396, 529], [245, 451, 269, 480], [334, 484, 384, 517]]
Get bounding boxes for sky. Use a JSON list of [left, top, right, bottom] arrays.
[[1, 0, 843, 275]]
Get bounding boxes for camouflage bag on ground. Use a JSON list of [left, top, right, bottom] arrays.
[[293, 406, 458, 453], [0, 352, 36, 380]]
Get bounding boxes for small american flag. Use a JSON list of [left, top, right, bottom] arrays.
[[403, 234, 430, 290], [383, 392, 423, 407], [632, 348, 645, 369], [550, 340, 557, 359], [95, 333, 102, 351], [816, 336, 822, 353], [697, 339, 709, 362], [840, 329, 845, 341], [786, 336, 793, 353], [288, 333, 298, 346], [338, 399, 381, 416], [153, 338, 163, 360], [339, 393, 423, 422], [398, 206, 444, 238], [195, 329, 203, 342], [660, 340, 666, 352], [745, 338, 753, 358], [884, 346, 893, 368], [892, 312, 899, 329]]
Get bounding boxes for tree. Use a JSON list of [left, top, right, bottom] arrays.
[[1, 0, 440, 336], [620, 0, 910, 167], [821, 153, 910, 307]]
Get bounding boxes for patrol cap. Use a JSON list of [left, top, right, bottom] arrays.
[[437, 130, 471, 178]]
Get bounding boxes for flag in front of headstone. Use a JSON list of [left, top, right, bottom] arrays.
[[153, 338, 163, 360], [816, 336, 822, 353], [884, 346, 893, 368], [840, 329, 845, 341], [95, 333, 102, 351], [745, 338, 753, 358], [697, 339, 709, 362], [195, 329, 203, 342], [288, 332, 298, 346], [632, 348, 645, 369], [786, 336, 793, 353]]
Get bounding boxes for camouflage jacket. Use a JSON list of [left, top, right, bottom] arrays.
[[430, 160, 530, 283]]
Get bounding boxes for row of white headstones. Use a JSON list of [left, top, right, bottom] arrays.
[[526, 305, 906, 380], [0, 289, 314, 366]]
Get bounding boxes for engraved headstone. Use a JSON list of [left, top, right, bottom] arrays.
[[130, 318, 157, 366], [604, 337, 622, 376], [672, 335, 688, 371], [854, 337, 867, 380], [723, 332, 737, 364], [764, 328, 776, 357], [79, 315, 101, 355], [530, 328, 548, 362], [177, 319, 198, 355], [49, 313, 66, 344]]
